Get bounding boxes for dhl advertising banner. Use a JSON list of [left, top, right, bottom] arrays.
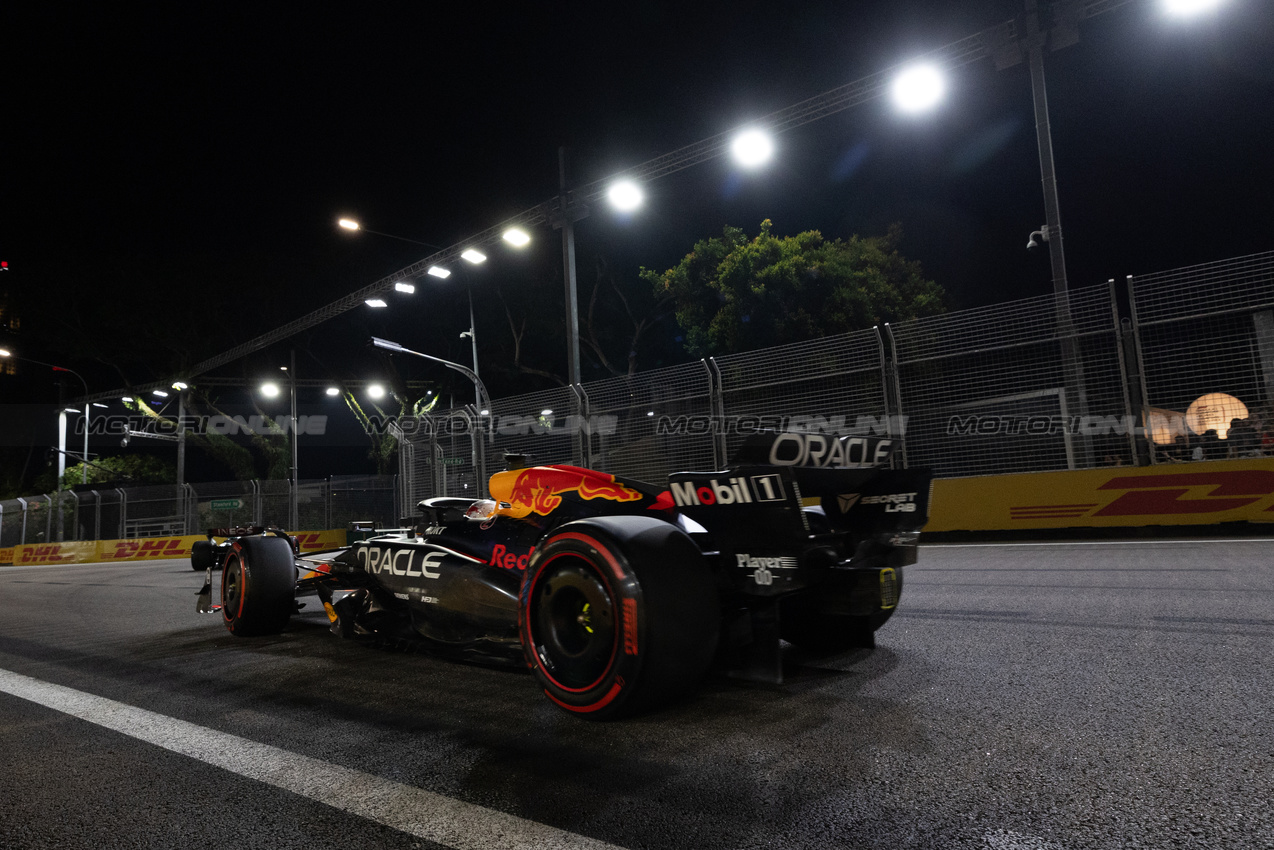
[[1, 530, 348, 566], [927, 459, 1274, 532]]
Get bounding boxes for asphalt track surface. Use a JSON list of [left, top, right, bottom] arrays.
[[1, 540, 1271, 850]]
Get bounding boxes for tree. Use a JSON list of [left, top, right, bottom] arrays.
[[643, 220, 947, 357], [51, 454, 175, 491]]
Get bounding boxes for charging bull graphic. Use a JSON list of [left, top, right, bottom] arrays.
[[490, 465, 645, 518]]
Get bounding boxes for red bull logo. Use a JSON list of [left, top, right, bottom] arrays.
[[490, 465, 644, 519]]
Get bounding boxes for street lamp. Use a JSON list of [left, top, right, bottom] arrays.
[[371, 336, 493, 497], [261, 361, 299, 530]]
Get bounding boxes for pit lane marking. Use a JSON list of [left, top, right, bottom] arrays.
[[0, 667, 626, 850]]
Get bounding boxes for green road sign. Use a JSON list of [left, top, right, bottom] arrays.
[[210, 499, 244, 510]]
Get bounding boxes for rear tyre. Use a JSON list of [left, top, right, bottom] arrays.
[[520, 517, 719, 719], [220, 536, 296, 636]]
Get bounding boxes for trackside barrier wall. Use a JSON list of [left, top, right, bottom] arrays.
[[0, 529, 349, 566], [925, 458, 1274, 532]]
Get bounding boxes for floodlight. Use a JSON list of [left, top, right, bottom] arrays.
[[260, 383, 280, 398], [461, 249, 487, 264], [503, 228, 531, 247], [394, 281, 416, 293], [1164, 0, 1222, 14], [607, 180, 643, 212], [427, 266, 451, 279], [367, 384, 386, 400], [892, 64, 945, 113], [338, 218, 360, 230], [731, 129, 774, 167], [365, 298, 388, 308]]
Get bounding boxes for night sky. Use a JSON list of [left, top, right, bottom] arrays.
[[3, 0, 1273, 478]]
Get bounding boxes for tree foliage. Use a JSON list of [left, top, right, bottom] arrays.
[[60, 454, 176, 489], [643, 220, 947, 357]]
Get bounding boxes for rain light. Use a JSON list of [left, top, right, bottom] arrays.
[[503, 228, 531, 247], [731, 129, 774, 168], [365, 298, 388, 308], [892, 64, 945, 113], [607, 180, 643, 212], [461, 249, 487, 264], [394, 281, 416, 293], [427, 266, 452, 279]]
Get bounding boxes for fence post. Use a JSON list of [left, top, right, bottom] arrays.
[[45, 493, 53, 542], [116, 488, 127, 538], [571, 384, 589, 469], [705, 358, 726, 470], [18, 497, 27, 544], [882, 323, 909, 470], [1124, 274, 1160, 464], [91, 490, 101, 540]]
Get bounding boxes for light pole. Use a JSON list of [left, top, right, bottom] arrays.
[[261, 362, 299, 531], [370, 336, 493, 497]]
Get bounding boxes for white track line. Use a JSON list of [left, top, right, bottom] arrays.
[[0, 667, 624, 850]]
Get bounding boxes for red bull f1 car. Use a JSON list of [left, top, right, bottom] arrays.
[[194, 432, 932, 718]]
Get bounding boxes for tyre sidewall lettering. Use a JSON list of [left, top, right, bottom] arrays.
[[521, 531, 645, 713]]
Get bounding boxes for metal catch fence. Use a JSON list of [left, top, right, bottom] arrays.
[[399, 249, 1274, 500], [1, 476, 399, 545], [11, 250, 1274, 539], [1129, 251, 1274, 462]]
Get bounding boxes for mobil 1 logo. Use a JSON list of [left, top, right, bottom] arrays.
[[670, 472, 787, 507]]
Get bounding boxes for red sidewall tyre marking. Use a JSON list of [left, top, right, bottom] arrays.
[[522, 531, 637, 713], [543, 682, 623, 714]]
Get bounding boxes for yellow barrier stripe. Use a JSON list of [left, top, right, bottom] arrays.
[[1, 530, 349, 566]]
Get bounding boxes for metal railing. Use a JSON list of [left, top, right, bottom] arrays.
[[0, 475, 399, 545], [400, 249, 1274, 504]]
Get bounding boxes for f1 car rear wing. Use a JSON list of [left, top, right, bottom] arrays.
[[667, 432, 932, 545]]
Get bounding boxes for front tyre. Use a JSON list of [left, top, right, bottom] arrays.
[[521, 517, 719, 719], [191, 540, 215, 571], [220, 536, 296, 636]]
